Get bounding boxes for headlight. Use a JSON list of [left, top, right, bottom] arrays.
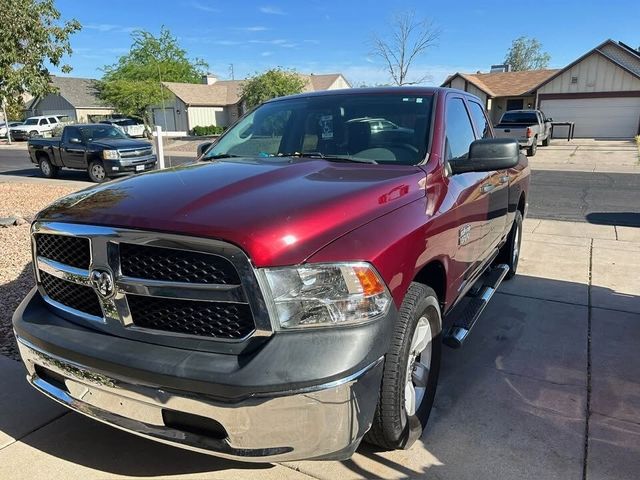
[[102, 150, 119, 159], [259, 262, 392, 329]]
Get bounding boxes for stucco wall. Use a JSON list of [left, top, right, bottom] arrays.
[[538, 52, 640, 94]]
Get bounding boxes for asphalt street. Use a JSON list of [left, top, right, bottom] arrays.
[[1, 146, 639, 225]]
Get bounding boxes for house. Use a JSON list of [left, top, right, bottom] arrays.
[[441, 69, 560, 125], [156, 73, 351, 133], [443, 39, 640, 138], [25, 76, 114, 122]]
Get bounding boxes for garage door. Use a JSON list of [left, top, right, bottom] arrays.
[[540, 97, 640, 138]]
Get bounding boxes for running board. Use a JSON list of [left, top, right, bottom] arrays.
[[443, 264, 509, 349]]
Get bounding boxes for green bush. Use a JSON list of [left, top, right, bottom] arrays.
[[192, 125, 226, 136]]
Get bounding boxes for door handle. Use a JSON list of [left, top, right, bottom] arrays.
[[499, 175, 509, 184], [481, 183, 495, 193]]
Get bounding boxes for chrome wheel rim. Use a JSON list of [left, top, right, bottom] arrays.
[[40, 161, 51, 176], [405, 316, 432, 416], [92, 164, 105, 181], [513, 222, 521, 265]]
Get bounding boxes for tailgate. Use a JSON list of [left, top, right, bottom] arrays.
[[494, 126, 528, 142]]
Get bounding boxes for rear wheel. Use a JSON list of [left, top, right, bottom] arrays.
[[38, 156, 58, 179], [365, 283, 441, 450], [526, 137, 537, 156], [497, 210, 523, 279], [88, 160, 107, 183]]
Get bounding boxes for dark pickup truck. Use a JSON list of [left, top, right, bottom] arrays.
[[28, 124, 157, 182], [14, 87, 529, 462]]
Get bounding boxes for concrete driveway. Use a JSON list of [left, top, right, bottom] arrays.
[[1, 218, 638, 480]]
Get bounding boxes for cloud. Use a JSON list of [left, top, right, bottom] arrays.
[[248, 39, 294, 47], [235, 26, 269, 31], [84, 24, 138, 33], [261, 51, 274, 57], [259, 5, 285, 15], [190, 2, 220, 13]]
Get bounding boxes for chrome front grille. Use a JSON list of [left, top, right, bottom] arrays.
[[119, 147, 153, 159], [32, 223, 271, 351]]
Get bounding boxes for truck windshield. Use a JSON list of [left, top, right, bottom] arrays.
[[500, 112, 538, 124], [204, 93, 433, 165], [78, 125, 128, 141]]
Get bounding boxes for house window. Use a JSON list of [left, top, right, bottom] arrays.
[[571, 76, 578, 84]]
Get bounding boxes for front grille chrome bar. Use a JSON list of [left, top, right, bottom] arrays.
[[31, 221, 273, 352]]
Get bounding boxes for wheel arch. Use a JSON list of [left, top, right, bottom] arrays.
[[413, 259, 447, 311]]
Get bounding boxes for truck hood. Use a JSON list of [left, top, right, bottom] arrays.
[[37, 158, 426, 266], [90, 138, 152, 149]]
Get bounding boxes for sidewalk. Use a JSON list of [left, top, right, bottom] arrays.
[[0, 219, 638, 479]]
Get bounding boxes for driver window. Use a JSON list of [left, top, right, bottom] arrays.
[[444, 98, 476, 161]]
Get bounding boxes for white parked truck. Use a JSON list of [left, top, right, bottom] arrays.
[[494, 109, 552, 157]]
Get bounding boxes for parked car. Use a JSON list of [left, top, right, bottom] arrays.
[[10, 116, 61, 140], [13, 87, 529, 462], [494, 109, 552, 156], [100, 118, 147, 138], [27, 123, 157, 182]]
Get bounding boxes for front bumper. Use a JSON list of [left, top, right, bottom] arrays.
[[103, 156, 157, 176], [10, 130, 30, 140], [17, 338, 382, 462], [13, 289, 392, 462]]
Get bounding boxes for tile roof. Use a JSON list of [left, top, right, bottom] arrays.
[[50, 76, 111, 108], [163, 73, 346, 106], [443, 69, 560, 97]]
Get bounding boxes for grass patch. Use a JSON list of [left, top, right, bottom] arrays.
[[636, 135, 640, 163]]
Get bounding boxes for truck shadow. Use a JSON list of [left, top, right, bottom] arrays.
[[0, 272, 637, 478]]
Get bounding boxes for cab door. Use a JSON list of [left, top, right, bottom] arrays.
[[444, 96, 493, 288], [466, 99, 509, 254], [60, 126, 87, 168]]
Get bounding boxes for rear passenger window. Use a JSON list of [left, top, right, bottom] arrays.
[[39, 119, 47, 126], [467, 101, 490, 139], [48, 117, 58, 124], [445, 98, 476, 161]]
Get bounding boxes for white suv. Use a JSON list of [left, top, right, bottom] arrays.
[[10, 116, 60, 140]]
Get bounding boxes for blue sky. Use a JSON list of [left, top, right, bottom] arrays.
[[55, 0, 638, 86]]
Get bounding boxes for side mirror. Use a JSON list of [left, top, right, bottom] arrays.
[[69, 137, 82, 144], [449, 138, 520, 174], [197, 142, 213, 157], [547, 117, 553, 122]]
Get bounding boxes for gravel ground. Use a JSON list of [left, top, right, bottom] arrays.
[[0, 183, 81, 360]]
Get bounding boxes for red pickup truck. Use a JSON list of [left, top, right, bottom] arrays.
[[13, 87, 529, 461]]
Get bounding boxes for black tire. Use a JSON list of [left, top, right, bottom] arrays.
[[38, 155, 58, 179], [365, 283, 442, 450], [542, 135, 551, 147], [526, 137, 537, 156], [88, 160, 108, 183], [497, 210, 523, 279]]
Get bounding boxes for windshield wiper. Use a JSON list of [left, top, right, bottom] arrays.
[[203, 153, 241, 160], [281, 152, 377, 164]]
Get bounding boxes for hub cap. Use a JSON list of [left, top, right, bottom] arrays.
[[40, 161, 51, 176], [405, 316, 432, 416], [92, 164, 106, 181]]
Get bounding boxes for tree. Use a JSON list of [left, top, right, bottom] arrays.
[[239, 68, 306, 109], [371, 11, 440, 86], [0, 0, 80, 115], [99, 27, 207, 128], [504, 37, 551, 71]]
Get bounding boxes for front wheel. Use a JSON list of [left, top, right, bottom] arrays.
[[88, 160, 107, 183], [542, 135, 551, 147], [365, 283, 442, 450]]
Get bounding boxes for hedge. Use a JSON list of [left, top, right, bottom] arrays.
[[192, 125, 226, 136]]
